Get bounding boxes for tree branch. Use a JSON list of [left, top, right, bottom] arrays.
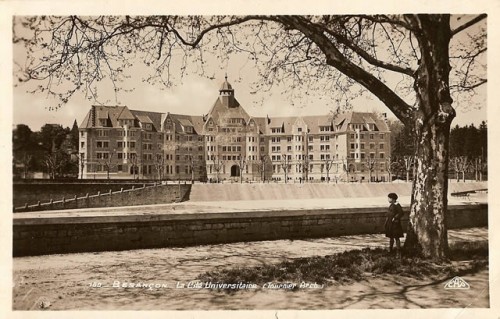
[[451, 14, 487, 37], [275, 15, 413, 123], [322, 26, 415, 77]]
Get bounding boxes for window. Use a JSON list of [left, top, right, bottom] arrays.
[[380, 143, 384, 149], [361, 144, 365, 150], [370, 134, 374, 139], [96, 152, 109, 159], [99, 119, 107, 127], [361, 153, 365, 159], [380, 153, 385, 159], [380, 133, 385, 139], [97, 130, 109, 137], [96, 141, 109, 148], [350, 143, 355, 149], [80, 142, 84, 148], [118, 153, 123, 159], [298, 128, 302, 132], [117, 141, 124, 148]]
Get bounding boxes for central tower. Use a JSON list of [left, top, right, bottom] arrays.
[[219, 74, 237, 108]]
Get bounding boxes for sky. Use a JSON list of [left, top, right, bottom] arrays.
[[11, 15, 487, 131], [13, 74, 487, 132]]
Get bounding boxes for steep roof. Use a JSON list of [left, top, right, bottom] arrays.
[[220, 78, 233, 91], [136, 115, 154, 124], [206, 96, 249, 124], [331, 112, 389, 132], [253, 117, 267, 134], [131, 110, 162, 132], [80, 105, 129, 129], [79, 111, 91, 129], [117, 106, 136, 120], [169, 114, 205, 134]]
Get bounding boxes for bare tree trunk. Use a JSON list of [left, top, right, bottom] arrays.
[[405, 119, 452, 259], [404, 16, 455, 259]]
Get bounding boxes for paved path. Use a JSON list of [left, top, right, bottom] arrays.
[[14, 193, 487, 220], [13, 227, 488, 310]]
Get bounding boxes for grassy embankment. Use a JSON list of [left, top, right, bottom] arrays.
[[197, 241, 488, 291]]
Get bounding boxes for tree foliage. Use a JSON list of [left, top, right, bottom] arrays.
[[14, 15, 486, 112], [12, 123, 79, 179], [449, 122, 487, 159]]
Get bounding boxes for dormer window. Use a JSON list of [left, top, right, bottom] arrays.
[[99, 119, 107, 127], [145, 123, 152, 130], [186, 126, 193, 133]]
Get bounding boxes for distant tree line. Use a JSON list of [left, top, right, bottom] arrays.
[[389, 120, 487, 181], [13, 121, 79, 179]]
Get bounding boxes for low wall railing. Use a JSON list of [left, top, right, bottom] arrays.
[[14, 182, 191, 212]]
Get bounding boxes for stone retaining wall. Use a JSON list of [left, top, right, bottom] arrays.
[[14, 184, 191, 212], [13, 204, 487, 257]]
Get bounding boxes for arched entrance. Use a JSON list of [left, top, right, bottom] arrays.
[[230, 165, 240, 177]]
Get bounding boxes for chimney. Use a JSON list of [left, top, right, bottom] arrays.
[[91, 105, 96, 127]]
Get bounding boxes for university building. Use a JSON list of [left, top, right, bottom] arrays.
[[79, 77, 391, 182]]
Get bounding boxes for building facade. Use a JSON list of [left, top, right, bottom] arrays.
[[79, 78, 391, 182]]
